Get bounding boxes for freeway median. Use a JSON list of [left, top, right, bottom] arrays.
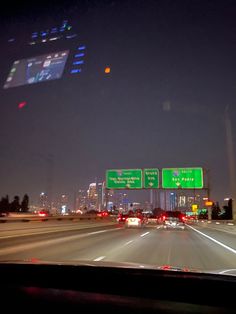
[[0, 212, 117, 223]]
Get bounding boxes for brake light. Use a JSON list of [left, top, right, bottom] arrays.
[[162, 215, 166, 221], [38, 212, 46, 217]]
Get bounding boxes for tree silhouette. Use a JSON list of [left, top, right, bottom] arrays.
[[21, 194, 29, 212], [10, 196, 21, 212], [0, 195, 10, 213]]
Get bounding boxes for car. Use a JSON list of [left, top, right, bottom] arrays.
[[38, 210, 50, 217], [117, 213, 129, 223], [97, 211, 109, 217], [146, 214, 158, 224], [0, 211, 9, 217], [163, 216, 185, 230], [161, 210, 186, 230], [125, 214, 146, 228]]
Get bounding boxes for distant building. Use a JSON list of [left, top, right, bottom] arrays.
[[87, 183, 98, 209], [97, 182, 105, 210], [76, 189, 87, 211], [56, 194, 69, 214], [39, 192, 48, 210], [159, 190, 205, 212]]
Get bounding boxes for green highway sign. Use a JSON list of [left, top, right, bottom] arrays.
[[106, 169, 142, 189], [144, 168, 159, 188], [162, 167, 203, 189]]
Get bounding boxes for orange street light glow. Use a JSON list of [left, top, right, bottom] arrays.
[[105, 67, 111, 73]]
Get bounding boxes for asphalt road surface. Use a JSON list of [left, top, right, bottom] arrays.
[[1, 221, 236, 273]]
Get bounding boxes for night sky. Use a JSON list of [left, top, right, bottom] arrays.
[[0, 0, 235, 206]]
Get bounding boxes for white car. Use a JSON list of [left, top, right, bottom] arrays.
[[163, 217, 185, 230], [125, 216, 145, 228]]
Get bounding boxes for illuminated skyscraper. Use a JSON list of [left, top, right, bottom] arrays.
[[39, 192, 48, 210], [87, 183, 98, 209], [60, 194, 69, 214], [97, 182, 105, 210], [76, 189, 87, 210]]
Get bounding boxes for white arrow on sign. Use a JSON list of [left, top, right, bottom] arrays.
[[149, 182, 154, 186]]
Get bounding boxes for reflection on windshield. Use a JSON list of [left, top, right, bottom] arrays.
[[0, 0, 236, 276]]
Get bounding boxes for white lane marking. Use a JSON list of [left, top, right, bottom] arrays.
[[123, 240, 133, 246], [87, 229, 115, 236], [156, 226, 162, 229], [187, 224, 236, 254], [140, 232, 149, 237], [93, 256, 105, 261]]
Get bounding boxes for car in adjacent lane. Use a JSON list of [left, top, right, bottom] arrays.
[[117, 213, 129, 223], [125, 213, 147, 228]]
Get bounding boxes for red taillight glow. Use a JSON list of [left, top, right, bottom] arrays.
[[38, 212, 46, 217], [18, 101, 27, 109], [162, 215, 166, 221]]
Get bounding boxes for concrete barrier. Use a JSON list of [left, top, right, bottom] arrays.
[[0, 213, 116, 223], [196, 219, 236, 235], [198, 219, 235, 225]]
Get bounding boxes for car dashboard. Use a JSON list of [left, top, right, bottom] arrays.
[[0, 262, 235, 313]]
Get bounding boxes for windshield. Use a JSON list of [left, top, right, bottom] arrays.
[[0, 0, 236, 277]]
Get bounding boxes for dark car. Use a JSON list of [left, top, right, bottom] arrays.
[[117, 213, 129, 223], [146, 214, 158, 224]]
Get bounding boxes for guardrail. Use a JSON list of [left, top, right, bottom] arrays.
[[0, 213, 116, 223]]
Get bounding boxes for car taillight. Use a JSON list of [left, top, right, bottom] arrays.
[[162, 215, 166, 221]]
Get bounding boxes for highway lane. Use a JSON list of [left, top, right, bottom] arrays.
[[0, 223, 236, 273], [0, 219, 117, 238], [186, 224, 236, 251]]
